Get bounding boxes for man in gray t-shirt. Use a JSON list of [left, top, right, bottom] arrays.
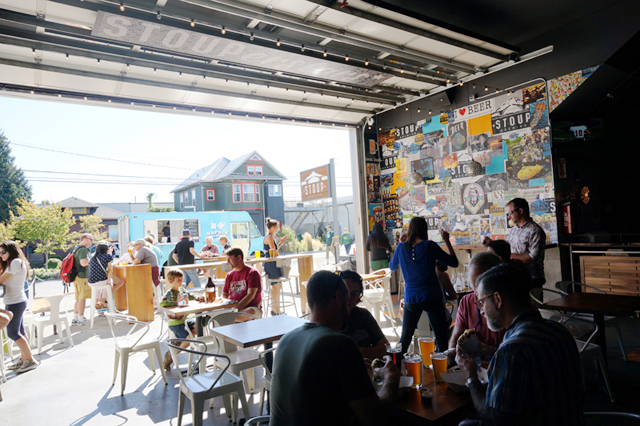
[[132, 239, 160, 286]]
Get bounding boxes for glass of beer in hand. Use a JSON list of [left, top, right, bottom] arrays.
[[404, 353, 422, 388]]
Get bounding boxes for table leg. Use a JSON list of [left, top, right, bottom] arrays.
[[264, 341, 274, 414], [298, 256, 313, 315], [593, 313, 608, 368]]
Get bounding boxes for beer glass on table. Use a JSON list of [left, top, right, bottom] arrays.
[[430, 352, 448, 383], [385, 342, 402, 371], [418, 337, 435, 367], [404, 353, 422, 388]]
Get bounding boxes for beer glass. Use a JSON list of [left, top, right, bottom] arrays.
[[418, 337, 435, 366], [385, 342, 402, 371], [404, 353, 422, 388], [430, 352, 448, 383]]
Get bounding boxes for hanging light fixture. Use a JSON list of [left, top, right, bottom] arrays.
[[119, 3, 125, 11], [190, 19, 195, 27], [221, 26, 226, 34]]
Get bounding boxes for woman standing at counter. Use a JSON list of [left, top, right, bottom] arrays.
[[390, 217, 458, 353], [89, 242, 125, 308], [263, 218, 287, 315], [366, 223, 392, 271]]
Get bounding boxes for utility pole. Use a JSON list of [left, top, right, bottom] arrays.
[[330, 158, 339, 263]]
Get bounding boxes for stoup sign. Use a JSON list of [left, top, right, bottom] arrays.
[[300, 165, 331, 202], [492, 111, 531, 133], [91, 12, 391, 87]]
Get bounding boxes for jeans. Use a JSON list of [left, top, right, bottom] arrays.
[[183, 269, 201, 288], [400, 299, 450, 354], [344, 244, 352, 255]]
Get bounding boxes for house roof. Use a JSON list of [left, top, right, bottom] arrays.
[[57, 197, 99, 208], [172, 151, 286, 193], [94, 206, 125, 219]]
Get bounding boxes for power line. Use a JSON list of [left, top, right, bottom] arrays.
[[9, 142, 194, 170]]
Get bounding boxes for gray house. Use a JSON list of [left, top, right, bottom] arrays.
[[171, 151, 286, 234]]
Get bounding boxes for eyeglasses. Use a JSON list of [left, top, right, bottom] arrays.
[[474, 292, 496, 309]]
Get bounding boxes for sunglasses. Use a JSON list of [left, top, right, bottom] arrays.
[[0, 251, 5, 255]]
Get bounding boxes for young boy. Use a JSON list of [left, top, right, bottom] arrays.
[[160, 268, 203, 370]]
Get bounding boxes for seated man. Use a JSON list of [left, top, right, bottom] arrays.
[[484, 239, 511, 264], [271, 271, 400, 426], [339, 270, 389, 359], [449, 252, 505, 353], [222, 247, 262, 321], [456, 264, 584, 426]]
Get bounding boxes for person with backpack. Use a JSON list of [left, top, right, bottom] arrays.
[[71, 233, 94, 326], [0, 241, 39, 373]]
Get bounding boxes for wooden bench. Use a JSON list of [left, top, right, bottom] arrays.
[[580, 256, 640, 296]]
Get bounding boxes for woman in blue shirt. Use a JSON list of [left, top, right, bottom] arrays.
[[390, 217, 458, 353]]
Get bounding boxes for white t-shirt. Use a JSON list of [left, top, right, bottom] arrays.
[[3, 258, 27, 305]]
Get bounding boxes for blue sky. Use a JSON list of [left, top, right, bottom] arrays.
[[0, 95, 353, 204]]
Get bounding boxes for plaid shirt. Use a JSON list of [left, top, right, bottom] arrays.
[[506, 219, 546, 279], [486, 309, 585, 426]]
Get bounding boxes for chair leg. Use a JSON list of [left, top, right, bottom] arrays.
[[236, 386, 251, 423], [154, 346, 168, 384], [147, 349, 156, 373], [596, 353, 616, 403], [191, 396, 205, 426], [612, 321, 628, 361], [36, 324, 44, 355], [222, 394, 232, 420], [112, 350, 120, 385], [120, 351, 129, 395], [246, 367, 256, 394], [90, 287, 97, 329], [177, 392, 186, 426], [63, 319, 74, 347]]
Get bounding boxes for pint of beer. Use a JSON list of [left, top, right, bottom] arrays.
[[404, 353, 422, 388], [418, 337, 435, 366], [430, 353, 448, 382]]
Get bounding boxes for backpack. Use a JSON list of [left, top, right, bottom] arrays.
[[60, 245, 81, 284]]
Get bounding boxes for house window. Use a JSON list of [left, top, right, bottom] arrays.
[[268, 184, 282, 196], [247, 165, 263, 175], [255, 184, 260, 202], [191, 188, 196, 205], [243, 184, 255, 202], [184, 191, 189, 204], [206, 188, 216, 201], [232, 184, 242, 203], [180, 192, 184, 211]]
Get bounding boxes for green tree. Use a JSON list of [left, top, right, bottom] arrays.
[[0, 222, 14, 241], [10, 199, 74, 270], [0, 131, 32, 223], [146, 192, 156, 211], [69, 213, 108, 244]]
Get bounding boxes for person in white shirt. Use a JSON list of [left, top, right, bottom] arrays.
[[0, 241, 38, 373]]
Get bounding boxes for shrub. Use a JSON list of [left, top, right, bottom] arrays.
[[47, 258, 62, 269], [32, 268, 61, 280], [277, 225, 304, 253]]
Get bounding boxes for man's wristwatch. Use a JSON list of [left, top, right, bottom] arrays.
[[466, 377, 480, 388]]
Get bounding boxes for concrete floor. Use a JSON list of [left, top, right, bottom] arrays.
[[2, 254, 640, 425]]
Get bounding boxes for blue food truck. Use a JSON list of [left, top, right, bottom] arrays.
[[117, 211, 264, 260]]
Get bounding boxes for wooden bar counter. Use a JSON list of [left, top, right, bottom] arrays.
[[112, 264, 154, 322]]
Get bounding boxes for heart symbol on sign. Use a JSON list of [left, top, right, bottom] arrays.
[[459, 108, 466, 116]]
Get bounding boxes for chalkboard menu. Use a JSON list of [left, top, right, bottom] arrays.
[[184, 219, 200, 241]]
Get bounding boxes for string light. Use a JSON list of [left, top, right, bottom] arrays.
[[301, 44, 305, 52], [323, 50, 327, 57], [97, 59, 101, 64], [345, 54, 349, 61], [405, 107, 409, 111], [485, 86, 488, 91], [459, 82, 463, 86], [190, 19, 195, 28], [428, 110, 432, 114], [400, 68, 404, 73], [32, 49, 36, 55], [250, 33, 254, 41], [276, 39, 280, 47], [119, 3, 125, 11], [65, 54, 69, 60], [153, 68, 157, 73], [365, 59, 369, 66], [126, 63, 129, 69], [446, 79, 450, 83], [221, 26, 226, 34], [472, 83, 476, 89], [417, 108, 421, 113], [495, 88, 499, 93]]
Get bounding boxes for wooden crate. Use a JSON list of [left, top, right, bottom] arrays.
[[580, 256, 640, 296]]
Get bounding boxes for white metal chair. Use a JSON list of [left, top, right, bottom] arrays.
[[89, 283, 116, 329], [24, 293, 74, 355], [555, 281, 628, 361], [258, 347, 275, 416], [245, 416, 270, 426], [361, 269, 396, 329], [575, 320, 616, 403], [104, 312, 168, 395], [166, 338, 250, 426]]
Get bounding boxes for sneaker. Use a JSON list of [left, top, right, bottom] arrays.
[[163, 351, 173, 371], [74, 318, 88, 326], [16, 359, 39, 374], [6, 360, 24, 371]]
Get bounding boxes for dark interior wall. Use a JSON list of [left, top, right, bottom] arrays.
[[375, 0, 640, 129]]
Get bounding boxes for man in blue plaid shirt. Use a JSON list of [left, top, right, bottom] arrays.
[[456, 264, 584, 426]]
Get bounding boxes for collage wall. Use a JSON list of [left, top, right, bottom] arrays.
[[366, 80, 559, 248]]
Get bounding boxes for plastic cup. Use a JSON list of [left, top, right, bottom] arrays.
[[418, 337, 435, 366], [404, 353, 422, 388], [255, 251, 261, 259], [269, 249, 277, 258], [431, 352, 447, 382]]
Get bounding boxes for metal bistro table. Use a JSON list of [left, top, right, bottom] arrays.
[[158, 298, 237, 336], [542, 292, 640, 364]]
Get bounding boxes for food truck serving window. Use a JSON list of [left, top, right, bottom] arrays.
[[145, 219, 200, 243]]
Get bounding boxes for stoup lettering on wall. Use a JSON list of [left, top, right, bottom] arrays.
[[91, 11, 392, 87]]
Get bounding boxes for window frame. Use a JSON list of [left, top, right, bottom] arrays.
[[206, 188, 216, 201], [232, 182, 261, 204], [268, 184, 282, 197]]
